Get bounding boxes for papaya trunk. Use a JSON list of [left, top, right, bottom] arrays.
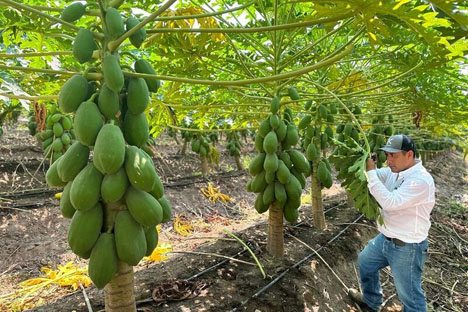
[[267, 202, 284, 257], [201, 155, 209, 176], [311, 162, 326, 230], [234, 155, 243, 171], [346, 190, 354, 208], [104, 262, 136, 312], [181, 139, 188, 155]]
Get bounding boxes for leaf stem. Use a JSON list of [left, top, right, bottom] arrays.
[[0, 51, 72, 58], [146, 11, 354, 34]]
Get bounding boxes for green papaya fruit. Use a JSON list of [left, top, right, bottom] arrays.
[[61, 2, 86, 22], [125, 146, 157, 192], [270, 96, 280, 114], [106, 8, 125, 39], [73, 28, 97, 64], [276, 120, 287, 142], [262, 183, 275, 206], [258, 118, 271, 138], [103, 54, 124, 93], [251, 170, 267, 193], [144, 226, 158, 256], [306, 143, 319, 161], [276, 160, 290, 184], [58, 75, 88, 113], [263, 131, 278, 154], [158, 196, 172, 223], [149, 173, 164, 199], [285, 125, 299, 146], [263, 153, 279, 173], [254, 192, 269, 214], [70, 163, 103, 211], [98, 84, 120, 120], [288, 87, 300, 100], [60, 181, 76, 219], [125, 16, 146, 48], [123, 112, 149, 147], [289, 150, 310, 176], [89, 233, 118, 289], [101, 167, 128, 203], [125, 186, 163, 226], [93, 124, 125, 174], [46, 158, 67, 188], [114, 211, 147, 266], [74, 101, 103, 146], [134, 59, 160, 93], [274, 182, 287, 205], [57, 141, 90, 182], [249, 153, 266, 176], [68, 202, 103, 258], [127, 78, 149, 114]]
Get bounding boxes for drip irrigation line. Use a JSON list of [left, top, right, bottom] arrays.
[[182, 202, 342, 283], [186, 248, 248, 281], [230, 214, 364, 311]]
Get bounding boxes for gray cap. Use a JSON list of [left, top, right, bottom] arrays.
[[379, 134, 416, 153]]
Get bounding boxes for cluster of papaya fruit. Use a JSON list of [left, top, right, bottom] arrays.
[[247, 89, 311, 223], [226, 132, 242, 157], [191, 134, 212, 157], [367, 113, 394, 167], [298, 101, 338, 190], [45, 2, 170, 289], [33, 105, 75, 164]]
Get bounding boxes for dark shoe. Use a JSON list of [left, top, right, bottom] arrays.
[[348, 288, 378, 312]]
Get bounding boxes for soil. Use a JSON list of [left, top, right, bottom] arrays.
[[0, 119, 466, 312]]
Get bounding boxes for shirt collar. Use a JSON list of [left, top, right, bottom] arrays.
[[398, 159, 422, 179]]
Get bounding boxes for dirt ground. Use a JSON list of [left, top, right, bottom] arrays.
[[0, 119, 467, 312]]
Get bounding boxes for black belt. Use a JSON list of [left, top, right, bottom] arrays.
[[384, 236, 406, 246]]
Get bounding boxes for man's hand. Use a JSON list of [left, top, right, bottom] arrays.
[[366, 157, 376, 171]]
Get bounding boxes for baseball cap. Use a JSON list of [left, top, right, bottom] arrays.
[[379, 134, 416, 153]]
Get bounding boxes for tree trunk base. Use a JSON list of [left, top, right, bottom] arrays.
[[201, 156, 209, 176], [234, 155, 243, 171], [311, 162, 326, 230], [104, 262, 136, 312], [267, 203, 284, 257]]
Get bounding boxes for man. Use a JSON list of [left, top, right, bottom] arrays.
[[348, 134, 435, 312]]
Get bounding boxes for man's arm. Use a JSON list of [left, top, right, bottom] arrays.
[[367, 170, 429, 211], [366, 157, 390, 183]]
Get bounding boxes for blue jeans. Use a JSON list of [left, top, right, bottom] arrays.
[[358, 233, 428, 311]]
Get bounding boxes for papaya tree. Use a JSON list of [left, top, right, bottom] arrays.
[[247, 94, 310, 257], [0, 1, 179, 310]]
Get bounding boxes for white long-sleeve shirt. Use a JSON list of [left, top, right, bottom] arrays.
[[367, 159, 435, 243]]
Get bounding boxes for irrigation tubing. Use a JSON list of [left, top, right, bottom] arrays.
[[181, 204, 342, 282], [230, 214, 364, 311]]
